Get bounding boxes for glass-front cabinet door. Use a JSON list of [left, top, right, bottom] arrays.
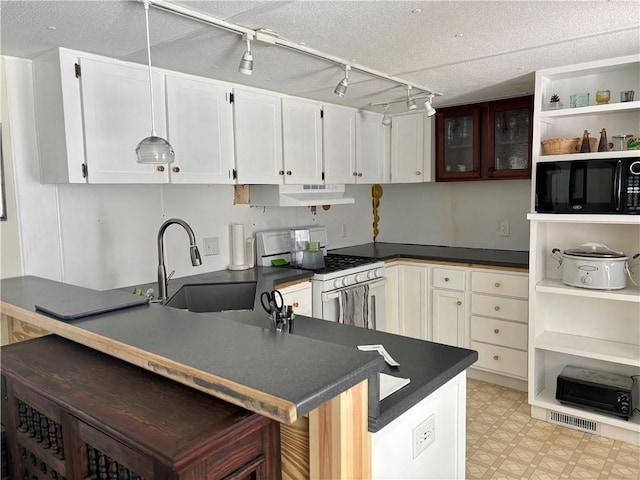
[[436, 105, 482, 180], [483, 96, 533, 179], [436, 96, 533, 182]]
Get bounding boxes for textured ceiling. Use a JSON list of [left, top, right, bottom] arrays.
[[1, 0, 639, 113]]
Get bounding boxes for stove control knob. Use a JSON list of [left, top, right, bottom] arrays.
[[581, 275, 593, 285], [343, 277, 352, 286], [366, 270, 376, 280], [333, 278, 343, 289], [374, 268, 383, 279], [355, 273, 364, 283]]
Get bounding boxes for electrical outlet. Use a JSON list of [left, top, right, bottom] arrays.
[[341, 223, 348, 237], [412, 414, 436, 459], [203, 237, 219, 256], [499, 220, 510, 237]]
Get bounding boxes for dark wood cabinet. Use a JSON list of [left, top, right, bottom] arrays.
[[1, 336, 281, 480], [436, 96, 533, 181]]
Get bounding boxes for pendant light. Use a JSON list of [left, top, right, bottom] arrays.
[[424, 94, 436, 117], [382, 104, 392, 126], [238, 35, 253, 75], [136, 1, 175, 165], [334, 65, 350, 96]]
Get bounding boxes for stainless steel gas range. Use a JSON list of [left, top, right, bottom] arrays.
[[255, 226, 386, 329]]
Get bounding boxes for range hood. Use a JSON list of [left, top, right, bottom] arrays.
[[249, 184, 355, 207]]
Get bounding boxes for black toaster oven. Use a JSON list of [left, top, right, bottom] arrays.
[[556, 366, 634, 420]]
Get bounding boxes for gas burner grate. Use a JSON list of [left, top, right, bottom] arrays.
[[315, 254, 378, 273]]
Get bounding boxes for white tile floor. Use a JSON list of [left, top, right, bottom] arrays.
[[466, 379, 640, 479]]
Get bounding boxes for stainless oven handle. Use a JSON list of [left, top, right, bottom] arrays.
[[320, 277, 387, 302]]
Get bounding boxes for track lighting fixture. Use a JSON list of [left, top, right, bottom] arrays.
[[136, 0, 175, 165], [406, 86, 417, 111], [238, 35, 253, 75], [334, 65, 350, 96], [382, 105, 392, 126], [424, 94, 436, 117]]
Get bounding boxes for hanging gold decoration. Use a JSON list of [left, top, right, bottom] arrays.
[[371, 184, 383, 242]]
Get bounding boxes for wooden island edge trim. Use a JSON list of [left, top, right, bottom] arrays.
[[1, 302, 297, 424]]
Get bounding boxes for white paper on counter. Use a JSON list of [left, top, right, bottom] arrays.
[[357, 344, 400, 366], [379, 373, 410, 400]]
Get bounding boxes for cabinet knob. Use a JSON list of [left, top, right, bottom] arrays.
[[353, 172, 358, 177], [493, 329, 500, 334], [444, 277, 450, 282], [358, 172, 363, 177], [157, 165, 165, 172], [172, 166, 180, 173], [286, 170, 292, 175], [293, 302, 299, 308], [279, 170, 285, 175], [493, 355, 499, 361], [415, 171, 422, 176], [494, 282, 501, 288], [494, 306, 501, 311], [456, 301, 462, 306], [473, 167, 479, 173]]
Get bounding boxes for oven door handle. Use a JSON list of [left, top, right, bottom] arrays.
[[321, 277, 386, 302]]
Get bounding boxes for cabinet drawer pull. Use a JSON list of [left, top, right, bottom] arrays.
[[493, 355, 499, 361], [353, 172, 358, 177], [172, 166, 180, 173], [494, 306, 500, 311], [286, 170, 292, 176], [416, 171, 422, 176], [444, 277, 450, 282], [494, 282, 501, 288], [456, 301, 462, 306], [493, 329, 500, 334], [279, 170, 285, 175], [358, 172, 363, 177], [293, 302, 299, 308], [157, 165, 165, 172]]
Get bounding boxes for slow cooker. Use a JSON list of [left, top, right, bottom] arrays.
[[552, 243, 627, 290]]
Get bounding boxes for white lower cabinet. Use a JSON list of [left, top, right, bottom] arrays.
[[384, 262, 428, 339], [276, 281, 312, 317], [431, 267, 467, 346]]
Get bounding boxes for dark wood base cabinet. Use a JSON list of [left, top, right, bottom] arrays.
[[0, 336, 281, 480]]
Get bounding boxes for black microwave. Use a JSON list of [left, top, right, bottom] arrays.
[[556, 366, 634, 420], [535, 158, 640, 214]]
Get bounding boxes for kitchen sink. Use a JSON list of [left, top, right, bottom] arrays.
[[164, 281, 257, 313]]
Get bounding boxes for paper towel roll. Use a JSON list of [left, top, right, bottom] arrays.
[[231, 224, 246, 266]]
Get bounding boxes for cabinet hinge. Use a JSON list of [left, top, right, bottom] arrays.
[[321, 172, 325, 181], [228, 92, 234, 104], [232, 169, 237, 180], [81, 163, 88, 178], [320, 109, 324, 118], [74, 63, 81, 78]]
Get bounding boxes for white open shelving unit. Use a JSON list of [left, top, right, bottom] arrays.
[[528, 55, 640, 445]]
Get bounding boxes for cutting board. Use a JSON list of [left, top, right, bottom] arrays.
[[35, 288, 149, 320]]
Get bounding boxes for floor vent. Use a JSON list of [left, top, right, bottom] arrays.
[[547, 410, 600, 434]]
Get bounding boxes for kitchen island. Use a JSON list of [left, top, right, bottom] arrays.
[[1, 269, 477, 479]]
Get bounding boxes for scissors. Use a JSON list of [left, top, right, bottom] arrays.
[[261, 290, 284, 315]]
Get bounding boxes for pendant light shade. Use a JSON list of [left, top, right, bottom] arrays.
[[136, 1, 175, 165]]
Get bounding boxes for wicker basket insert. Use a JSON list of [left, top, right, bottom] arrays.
[[542, 137, 597, 155]]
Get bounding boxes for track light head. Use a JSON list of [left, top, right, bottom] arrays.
[[382, 105, 392, 126], [424, 94, 436, 117], [406, 85, 417, 111], [239, 38, 253, 75], [334, 64, 350, 96]]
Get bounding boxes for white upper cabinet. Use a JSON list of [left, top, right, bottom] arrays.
[[34, 48, 168, 183], [323, 105, 357, 184], [281, 97, 323, 184], [233, 87, 284, 184], [390, 112, 434, 183], [165, 74, 235, 184], [356, 110, 389, 184]]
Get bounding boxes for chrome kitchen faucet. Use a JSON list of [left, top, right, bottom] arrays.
[[157, 218, 202, 303]]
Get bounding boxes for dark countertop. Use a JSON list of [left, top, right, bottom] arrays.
[[1, 271, 477, 432], [328, 242, 529, 270]]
